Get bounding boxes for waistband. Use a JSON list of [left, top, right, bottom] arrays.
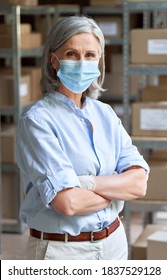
[[30, 217, 120, 243]]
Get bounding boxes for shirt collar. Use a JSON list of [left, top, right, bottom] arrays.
[[49, 92, 87, 110]]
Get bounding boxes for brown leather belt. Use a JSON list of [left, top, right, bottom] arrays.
[[30, 217, 120, 242]]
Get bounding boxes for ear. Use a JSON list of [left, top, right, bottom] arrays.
[[50, 53, 59, 71]]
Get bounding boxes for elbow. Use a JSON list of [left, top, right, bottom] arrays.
[[137, 184, 147, 198], [133, 169, 148, 199], [59, 205, 76, 216], [136, 178, 148, 199], [51, 193, 76, 216], [52, 203, 76, 216]]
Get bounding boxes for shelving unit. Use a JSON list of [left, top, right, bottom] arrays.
[[82, 5, 123, 46], [0, 122, 2, 253], [0, 4, 79, 233], [82, 5, 125, 104], [123, 0, 167, 257]]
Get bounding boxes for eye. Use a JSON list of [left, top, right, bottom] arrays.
[[85, 52, 97, 59], [66, 51, 77, 58]]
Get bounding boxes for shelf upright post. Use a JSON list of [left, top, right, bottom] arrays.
[[0, 122, 1, 253], [12, 5, 21, 124], [123, 1, 132, 258], [123, 0, 130, 133], [11, 5, 23, 233]]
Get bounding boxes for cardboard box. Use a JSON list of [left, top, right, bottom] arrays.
[[131, 29, 167, 64], [111, 54, 123, 73], [0, 33, 42, 49], [159, 76, 167, 86], [142, 161, 167, 200], [140, 86, 167, 102], [147, 229, 167, 259], [149, 150, 167, 161], [90, 0, 122, 6], [0, 24, 31, 35], [0, 67, 41, 101], [1, 125, 16, 163], [103, 73, 141, 98], [129, 0, 160, 2], [22, 67, 41, 101], [95, 17, 122, 39], [2, 172, 18, 219], [0, 0, 38, 6], [132, 102, 167, 137], [0, 74, 31, 106], [131, 224, 163, 260]]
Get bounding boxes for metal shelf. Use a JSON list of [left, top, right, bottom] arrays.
[[82, 4, 124, 103], [82, 5, 123, 47], [124, 199, 167, 257], [0, 122, 2, 254], [123, 1, 167, 132], [132, 136, 167, 150], [123, 0, 167, 258], [0, 4, 80, 16], [0, 47, 43, 58], [129, 65, 167, 75], [105, 38, 123, 46], [82, 5, 123, 15], [0, 5, 79, 234], [127, 1, 167, 12]]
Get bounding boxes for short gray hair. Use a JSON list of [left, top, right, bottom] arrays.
[[40, 15, 105, 99]]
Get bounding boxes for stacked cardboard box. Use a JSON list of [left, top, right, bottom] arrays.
[[1, 125, 16, 163], [90, 0, 122, 6], [0, 23, 42, 49], [131, 29, 167, 64], [1, 125, 18, 219], [95, 17, 122, 39], [147, 228, 167, 259], [131, 224, 163, 260], [22, 67, 42, 101], [0, 0, 38, 6], [140, 86, 167, 102], [141, 161, 167, 200], [2, 172, 18, 219], [0, 74, 31, 107], [103, 54, 141, 99], [132, 102, 167, 137], [0, 66, 41, 107]]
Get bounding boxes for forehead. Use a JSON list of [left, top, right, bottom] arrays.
[[61, 33, 100, 51]]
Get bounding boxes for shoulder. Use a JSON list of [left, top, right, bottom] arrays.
[[21, 94, 57, 118], [19, 96, 54, 127]]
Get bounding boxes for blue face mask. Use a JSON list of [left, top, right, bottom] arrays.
[[56, 59, 100, 94]]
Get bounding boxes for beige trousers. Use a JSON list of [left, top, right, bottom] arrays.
[[26, 221, 128, 260]]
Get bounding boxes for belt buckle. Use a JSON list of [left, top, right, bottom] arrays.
[[90, 228, 102, 243]]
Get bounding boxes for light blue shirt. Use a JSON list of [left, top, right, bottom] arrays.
[[16, 92, 149, 235]]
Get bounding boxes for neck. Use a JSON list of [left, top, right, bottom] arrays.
[[58, 84, 83, 108]]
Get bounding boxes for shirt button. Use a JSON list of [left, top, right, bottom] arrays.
[[47, 171, 52, 176], [80, 118, 84, 121]]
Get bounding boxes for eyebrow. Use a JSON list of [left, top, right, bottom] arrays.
[[63, 48, 98, 53]]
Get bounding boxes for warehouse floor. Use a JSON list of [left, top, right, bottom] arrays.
[[0, 212, 166, 260]]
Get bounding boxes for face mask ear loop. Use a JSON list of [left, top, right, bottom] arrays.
[[50, 53, 61, 83], [54, 54, 60, 63]]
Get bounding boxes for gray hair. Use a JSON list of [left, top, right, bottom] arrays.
[[40, 15, 106, 99]]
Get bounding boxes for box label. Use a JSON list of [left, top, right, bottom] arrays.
[[140, 108, 167, 130], [99, 22, 118, 36], [20, 83, 28, 97], [148, 39, 167, 55]]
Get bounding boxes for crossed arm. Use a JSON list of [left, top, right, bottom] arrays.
[[51, 166, 147, 216]]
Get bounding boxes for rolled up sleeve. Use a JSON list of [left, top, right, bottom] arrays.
[[16, 113, 81, 207]]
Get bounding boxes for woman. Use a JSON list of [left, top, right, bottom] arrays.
[[16, 15, 149, 260]]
